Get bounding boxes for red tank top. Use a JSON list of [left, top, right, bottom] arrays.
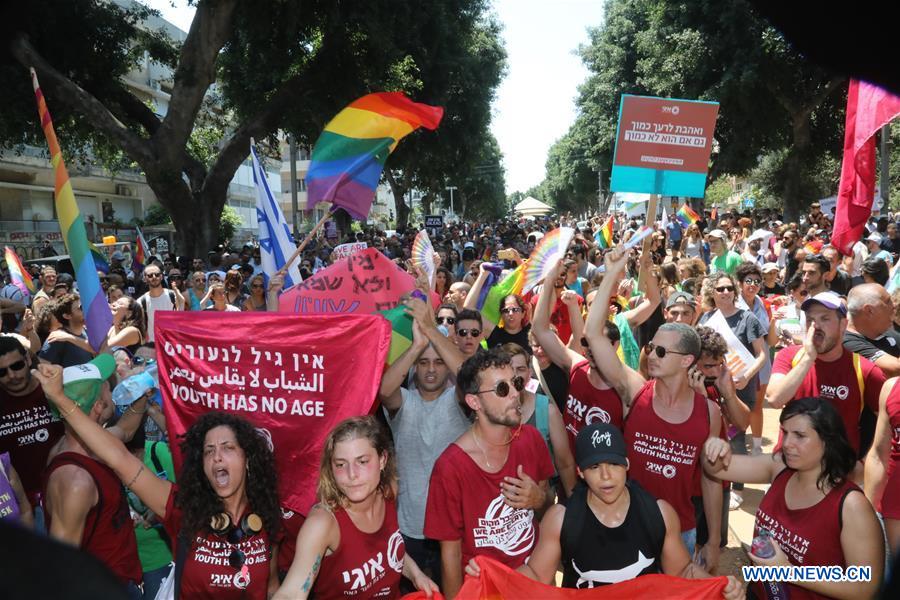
[[43, 452, 142, 584], [565, 361, 624, 454], [624, 380, 710, 531], [313, 498, 405, 600], [882, 382, 900, 519], [754, 469, 859, 600]]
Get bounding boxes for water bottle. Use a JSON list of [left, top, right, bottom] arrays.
[[751, 529, 790, 599]]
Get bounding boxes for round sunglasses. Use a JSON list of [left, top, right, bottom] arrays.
[[474, 375, 525, 398]]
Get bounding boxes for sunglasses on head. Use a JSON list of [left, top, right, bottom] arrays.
[[436, 316, 456, 325], [475, 375, 525, 398], [0, 360, 27, 378], [644, 342, 690, 359], [715, 285, 735, 293], [457, 328, 482, 338]]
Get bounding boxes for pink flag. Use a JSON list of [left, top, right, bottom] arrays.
[[831, 80, 900, 255]]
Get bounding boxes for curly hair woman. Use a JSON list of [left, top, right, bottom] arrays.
[[36, 362, 281, 599], [107, 296, 146, 354], [275, 416, 437, 600]]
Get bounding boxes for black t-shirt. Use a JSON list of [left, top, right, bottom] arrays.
[[828, 270, 852, 297], [486, 324, 530, 351], [561, 480, 664, 589], [38, 333, 94, 368], [761, 283, 785, 297], [843, 329, 900, 362], [539, 362, 569, 414]]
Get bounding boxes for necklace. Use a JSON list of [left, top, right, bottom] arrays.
[[471, 426, 494, 468], [471, 425, 517, 469]]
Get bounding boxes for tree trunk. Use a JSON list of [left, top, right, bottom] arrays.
[[386, 170, 410, 229], [781, 112, 812, 222]]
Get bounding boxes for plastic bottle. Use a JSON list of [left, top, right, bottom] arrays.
[[751, 529, 790, 599]]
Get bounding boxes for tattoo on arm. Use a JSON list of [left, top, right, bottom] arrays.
[[301, 554, 322, 593]]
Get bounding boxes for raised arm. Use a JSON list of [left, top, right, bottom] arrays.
[[765, 332, 816, 409], [701, 436, 784, 485], [463, 264, 496, 337], [622, 251, 661, 328], [405, 296, 465, 377], [33, 364, 172, 519], [531, 261, 580, 372], [561, 290, 584, 347], [267, 274, 284, 312], [378, 322, 427, 414]]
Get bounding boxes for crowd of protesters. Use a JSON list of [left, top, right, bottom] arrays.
[[1, 200, 900, 599]]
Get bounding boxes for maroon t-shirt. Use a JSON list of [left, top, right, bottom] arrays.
[[624, 380, 711, 532], [754, 469, 860, 600], [882, 381, 900, 519], [564, 361, 624, 454], [162, 486, 271, 599], [0, 385, 64, 505], [276, 506, 306, 575], [43, 452, 142, 585], [313, 498, 404, 600], [424, 425, 554, 570]]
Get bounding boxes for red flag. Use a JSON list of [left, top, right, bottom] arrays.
[[831, 80, 900, 255], [421, 556, 729, 599], [156, 311, 390, 513]]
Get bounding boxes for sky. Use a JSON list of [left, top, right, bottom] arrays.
[[144, 0, 605, 195]]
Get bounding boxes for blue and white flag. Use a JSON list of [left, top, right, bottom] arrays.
[[251, 142, 302, 288]]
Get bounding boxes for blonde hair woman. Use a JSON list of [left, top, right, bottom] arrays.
[[680, 223, 704, 259]]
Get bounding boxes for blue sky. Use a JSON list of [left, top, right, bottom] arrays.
[[144, 0, 605, 195]]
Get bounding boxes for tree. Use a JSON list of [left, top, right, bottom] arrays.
[[4, 0, 503, 255]]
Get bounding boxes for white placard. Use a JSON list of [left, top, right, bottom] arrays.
[[703, 309, 757, 381], [332, 242, 368, 260]]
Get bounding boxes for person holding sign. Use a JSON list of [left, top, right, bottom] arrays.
[[275, 417, 437, 600], [35, 362, 283, 600]]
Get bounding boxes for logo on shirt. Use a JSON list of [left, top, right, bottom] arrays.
[[387, 530, 404, 573], [585, 406, 611, 426], [473, 494, 536, 556], [572, 551, 655, 588], [646, 461, 677, 479], [342, 551, 388, 592], [819, 384, 849, 401]]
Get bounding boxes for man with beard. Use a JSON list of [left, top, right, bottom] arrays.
[[463, 423, 742, 598], [378, 296, 468, 586], [767, 291, 885, 461], [584, 247, 725, 571], [0, 337, 64, 526], [136, 264, 184, 343], [799, 253, 830, 297], [424, 348, 554, 599], [31, 266, 58, 314]]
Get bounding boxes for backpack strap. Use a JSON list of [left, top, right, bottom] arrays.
[[532, 357, 556, 407], [149, 442, 165, 478]]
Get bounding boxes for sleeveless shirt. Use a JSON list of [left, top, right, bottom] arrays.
[[313, 498, 405, 600], [880, 380, 900, 519], [624, 380, 709, 531], [565, 361, 624, 453]]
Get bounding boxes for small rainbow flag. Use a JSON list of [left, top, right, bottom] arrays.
[[378, 305, 414, 364], [595, 217, 614, 249], [482, 263, 526, 326], [133, 226, 150, 274], [307, 92, 443, 220], [676, 204, 701, 228], [31, 68, 111, 351], [4, 247, 36, 295]]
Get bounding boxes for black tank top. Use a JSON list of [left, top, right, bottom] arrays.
[[561, 480, 665, 589]]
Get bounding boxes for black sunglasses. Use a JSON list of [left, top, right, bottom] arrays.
[[146, 273, 162, 279], [436, 316, 456, 325], [743, 278, 761, 286], [457, 328, 482, 338], [475, 375, 525, 398], [0, 360, 27, 378], [644, 342, 690, 359], [501, 307, 523, 315], [715, 285, 735, 293]]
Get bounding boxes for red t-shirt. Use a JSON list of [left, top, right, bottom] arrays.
[[43, 452, 142, 585], [882, 382, 900, 519], [313, 498, 404, 600], [754, 469, 859, 600], [624, 380, 711, 532], [530, 294, 583, 345], [772, 346, 884, 454], [0, 385, 64, 506], [162, 486, 271, 599], [424, 425, 554, 570], [276, 506, 306, 575], [564, 361, 624, 454]]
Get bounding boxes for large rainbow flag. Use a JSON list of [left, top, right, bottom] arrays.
[[307, 92, 443, 219], [675, 203, 701, 227], [481, 263, 526, 326], [595, 216, 614, 248], [4, 247, 36, 296], [31, 69, 111, 351]]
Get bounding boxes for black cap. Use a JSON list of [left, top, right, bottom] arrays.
[[575, 423, 628, 470]]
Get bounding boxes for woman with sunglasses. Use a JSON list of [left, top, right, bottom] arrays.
[[34, 362, 282, 599], [107, 297, 147, 355], [242, 274, 268, 312], [699, 272, 768, 510], [275, 417, 437, 600], [770, 273, 809, 349], [464, 262, 531, 350]]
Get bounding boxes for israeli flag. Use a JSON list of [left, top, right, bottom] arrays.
[[251, 142, 302, 288]]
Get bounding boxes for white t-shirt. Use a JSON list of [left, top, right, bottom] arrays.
[[139, 291, 175, 342]]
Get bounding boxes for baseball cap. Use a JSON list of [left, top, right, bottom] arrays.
[[801, 291, 847, 317], [866, 232, 883, 243], [51, 354, 117, 418], [707, 229, 727, 241], [666, 291, 696, 309], [464, 241, 475, 249], [761, 263, 780, 273], [111, 251, 125, 261], [575, 423, 628, 470]]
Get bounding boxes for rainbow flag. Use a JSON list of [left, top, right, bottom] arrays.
[[482, 263, 526, 326], [676, 204, 701, 227], [307, 92, 443, 220], [89, 242, 109, 274], [378, 305, 414, 364], [133, 226, 150, 273], [31, 69, 111, 351], [521, 227, 576, 294], [4, 247, 36, 295], [595, 217, 614, 249]]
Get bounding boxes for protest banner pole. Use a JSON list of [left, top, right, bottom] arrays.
[[277, 211, 331, 277], [637, 194, 658, 292]]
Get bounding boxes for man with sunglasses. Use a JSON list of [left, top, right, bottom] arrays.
[[379, 296, 468, 588], [0, 336, 64, 526], [136, 264, 184, 344], [425, 348, 554, 599], [585, 247, 725, 573], [455, 309, 486, 358]]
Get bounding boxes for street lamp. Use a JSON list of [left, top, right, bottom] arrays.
[[446, 185, 457, 217]]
